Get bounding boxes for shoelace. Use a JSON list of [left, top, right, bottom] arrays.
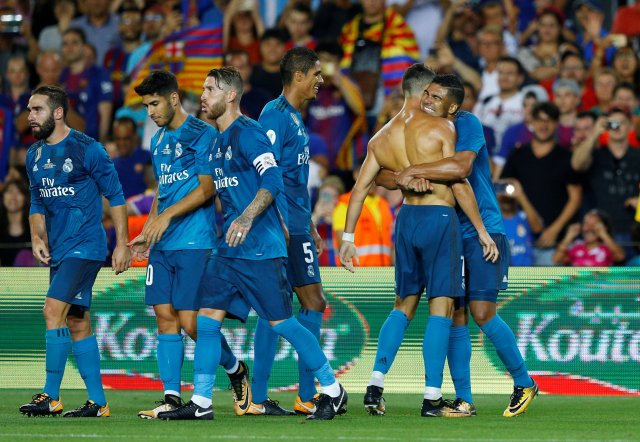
[[32, 393, 48, 404], [510, 387, 525, 406]]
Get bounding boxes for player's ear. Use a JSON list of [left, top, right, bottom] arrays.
[[227, 88, 237, 103], [448, 103, 460, 116], [170, 91, 180, 108], [53, 106, 64, 121], [294, 70, 304, 83]]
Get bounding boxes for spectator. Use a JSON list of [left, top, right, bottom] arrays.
[[476, 25, 506, 103], [497, 178, 543, 266], [333, 161, 393, 266], [37, 0, 77, 53], [570, 110, 597, 151], [60, 28, 114, 141], [312, 175, 345, 266], [425, 42, 482, 96], [598, 82, 640, 149], [339, 0, 420, 129], [493, 86, 547, 178], [70, 0, 121, 65], [249, 27, 287, 99], [103, 6, 143, 108], [223, 0, 264, 65], [517, 7, 564, 82], [591, 67, 618, 115], [433, 0, 482, 73], [552, 78, 580, 150], [501, 102, 583, 266], [224, 49, 271, 120], [611, 45, 640, 87], [312, 0, 362, 42], [474, 55, 525, 157], [1, 55, 30, 118], [283, 2, 316, 50], [126, 4, 168, 73], [572, 108, 640, 251], [573, 0, 615, 67], [0, 103, 14, 183], [0, 178, 31, 266], [305, 40, 367, 176], [111, 117, 154, 199], [554, 209, 625, 266], [477, 0, 518, 56], [34, 51, 63, 87], [541, 51, 598, 112]]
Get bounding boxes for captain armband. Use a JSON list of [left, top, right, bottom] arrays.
[[253, 152, 277, 176]]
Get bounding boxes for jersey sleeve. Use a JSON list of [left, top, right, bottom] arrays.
[[258, 109, 285, 161], [192, 126, 217, 176], [26, 150, 45, 215], [240, 125, 282, 197], [84, 141, 126, 206], [456, 112, 485, 155]]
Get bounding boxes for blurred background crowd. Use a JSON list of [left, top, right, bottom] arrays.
[[1, 0, 639, 267]]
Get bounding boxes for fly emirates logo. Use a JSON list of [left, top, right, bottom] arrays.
[[213, 167, 238, 189], [159, 163, 189, 185], [39, 177, 75, 197]]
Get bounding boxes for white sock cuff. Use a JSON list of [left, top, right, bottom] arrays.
[[225, 360, 240, 374], [164, 390, 180, 398], [323, 381, 341, 398], [191, 394, 212, 408], [370, 371, 385, 388], [424, 386, 441, 400]]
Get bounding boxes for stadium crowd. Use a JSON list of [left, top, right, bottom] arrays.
[[1, 0, 640, 267]]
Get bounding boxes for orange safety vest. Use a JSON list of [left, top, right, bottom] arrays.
[[334, 192, 393, 266]]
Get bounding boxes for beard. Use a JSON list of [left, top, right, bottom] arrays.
[[204, 100, 226, 121], [32, 115, 56, 140]]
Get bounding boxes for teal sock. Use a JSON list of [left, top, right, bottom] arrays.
[[219, 333, 237, 372], [43, 327, 71, 400], [157, 334, 183, 394], [423, 316, 452, 390], [272, 317, 335, 387], [73, 335, 107, 406], [296, 309, 322, 402], [481, 315, 533, 388], [447, 325, 473, 403], [193, 316, 221, 399], [251, 317, 278, 404], [373, 310, 409, 374]]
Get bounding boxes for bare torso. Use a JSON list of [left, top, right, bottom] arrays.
[[370, 108, 456, 206]]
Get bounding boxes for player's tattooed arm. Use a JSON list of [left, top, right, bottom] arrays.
[[226, 189, 274, 247]]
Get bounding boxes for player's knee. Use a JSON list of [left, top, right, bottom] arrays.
[[452, 307, 468, 326], [155, 314, 180, 334], [67, 315, 91, 338], [470, 308, 494, 327]]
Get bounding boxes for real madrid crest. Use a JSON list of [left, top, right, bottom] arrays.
[[34, 146, 42, 163], [175, 143, 182, 157], [307, 264, 315, 278], [225, 146, 232, 160], [63, 158, 73, 173]]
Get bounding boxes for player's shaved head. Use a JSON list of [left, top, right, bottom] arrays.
[[134, 70, 179, 98], [280, 47, 319, 86], [402, 64, 436, 97], [206, 66, 244, 99]]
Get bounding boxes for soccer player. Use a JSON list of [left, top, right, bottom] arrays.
[[129, 71, 251, 419], [20, 85, 131, 417], [249, 47, 329, 415], [156, 66, 347, 421], [390, 74, 539, 417], [339, 65, 497, 417]]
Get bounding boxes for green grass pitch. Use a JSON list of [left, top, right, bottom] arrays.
[[1, 390, 637, 441]]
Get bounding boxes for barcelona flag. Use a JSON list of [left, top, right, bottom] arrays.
[[125, 25, 223, 105]]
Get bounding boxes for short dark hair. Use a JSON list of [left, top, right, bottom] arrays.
[[261, 28, 288, 44], [613, 82, 637, 97], [401, 64, 435, 97], [498, 55, 525, 76], [532, 101, 560, 121], [280, 47, 319, 86], [607, 107, 632, 120], [289, 2, 313, 19], [576, 110, 597, 122], [432, 74, 465, 106], [134, 70, 179, 97], [32, 84, 68, 117], [114, 116, 137, 133], [587, 209, 615, 236], [560, 51, 584, 65], [207, 66, 244, 98], [315, 40, 343, 60], [62, 27, 87, 44]]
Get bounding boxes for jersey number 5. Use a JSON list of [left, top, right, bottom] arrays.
[[303, 242, 314, 264]]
